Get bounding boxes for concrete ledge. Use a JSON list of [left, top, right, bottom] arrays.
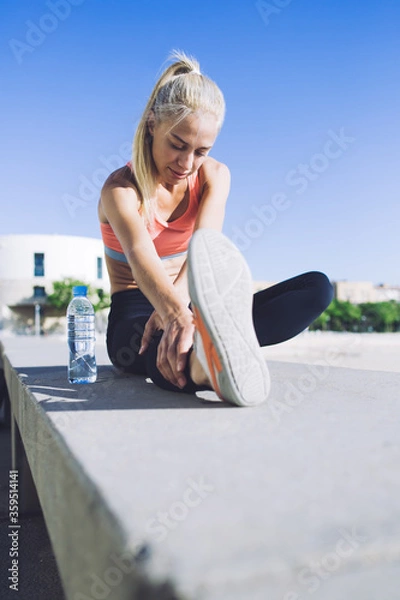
[[1, 336, 400, 599]]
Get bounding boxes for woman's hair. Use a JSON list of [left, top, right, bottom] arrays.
[[132, 50, 225, 225]]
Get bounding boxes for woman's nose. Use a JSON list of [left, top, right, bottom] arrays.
[[177, 151, 193, 170]]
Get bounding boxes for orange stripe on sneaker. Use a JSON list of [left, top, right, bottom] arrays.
[[193, 306, 223, 399]]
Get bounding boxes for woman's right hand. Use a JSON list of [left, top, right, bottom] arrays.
[[141, 308, 195, 389], [139, 310, 164, 354]]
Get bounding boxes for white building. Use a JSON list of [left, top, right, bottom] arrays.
[[0, 234, 109, 333], [334, 280, 377, 304], [374, 283, 400, 303], [334, 280, 400, 304]]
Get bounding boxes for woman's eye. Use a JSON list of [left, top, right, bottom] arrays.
[[170, 141, 207, 157]]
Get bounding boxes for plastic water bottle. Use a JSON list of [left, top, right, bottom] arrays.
[[67, 286, 97, 383]]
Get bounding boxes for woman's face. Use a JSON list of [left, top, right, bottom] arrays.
[[149, 111, 219, 186]]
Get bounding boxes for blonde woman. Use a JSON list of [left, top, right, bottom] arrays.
[[98, 51, 333, 407]]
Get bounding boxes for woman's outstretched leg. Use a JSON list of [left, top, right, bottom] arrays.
[[252, 271, 334, 347], [185, 228, 270, 406]]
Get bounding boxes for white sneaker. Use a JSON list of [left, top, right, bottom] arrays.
[[187, 229, 270, 407]]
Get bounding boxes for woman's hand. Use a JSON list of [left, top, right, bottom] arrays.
[[159, 309, 195, 388], [141, 308, 195, 389], [139, 311, 164, 354]]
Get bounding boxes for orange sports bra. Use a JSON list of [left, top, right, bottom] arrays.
[[100, 165, 201, 292]]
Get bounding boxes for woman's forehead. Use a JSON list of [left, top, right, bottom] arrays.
[[167, 112, 218, 144]]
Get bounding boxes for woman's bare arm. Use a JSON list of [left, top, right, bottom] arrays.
[[101, 182, 188, 321], [100, 181, 194, 387], [171, 158, 231, 303]]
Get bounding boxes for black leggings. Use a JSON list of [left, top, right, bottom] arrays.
[[106, 271, 334, 394]]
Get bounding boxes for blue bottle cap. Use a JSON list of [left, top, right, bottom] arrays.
[[73, 286, 88, 296]]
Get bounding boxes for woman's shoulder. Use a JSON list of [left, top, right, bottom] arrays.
[[102, 165, 136, 192], [101, 165, 140, 204], [198, 156, 230, 190], [200, 156, 229, 177], [98, 166, 140, 223]]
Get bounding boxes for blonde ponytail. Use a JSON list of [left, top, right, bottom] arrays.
[[132, 50, 225, 226]]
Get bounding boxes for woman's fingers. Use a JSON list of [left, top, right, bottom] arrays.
[[157, 317, 194, 388], [167, 341, 187, 388], [157, 332, 179, 386], [139, 320, 153, 354], [176, 324, 194, 372], [173, 326, 194, 385], [139, 311, 161, 354]]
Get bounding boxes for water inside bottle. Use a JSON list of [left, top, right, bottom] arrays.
[[68, 351, 97, 383], [68, 315, 97, 383]]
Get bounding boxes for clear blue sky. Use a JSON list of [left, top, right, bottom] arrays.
[[1, 0, 399, 285]]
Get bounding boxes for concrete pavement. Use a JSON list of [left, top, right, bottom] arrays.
[[1, 334, 400, 599]]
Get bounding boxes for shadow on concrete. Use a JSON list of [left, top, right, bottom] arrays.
[[0, 426, 66, 600], [14, 365, 233, 412]]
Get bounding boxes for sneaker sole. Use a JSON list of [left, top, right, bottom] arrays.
[[188, 229, 270, 407]]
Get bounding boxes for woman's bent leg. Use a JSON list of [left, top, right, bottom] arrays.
[[106, 289, 154, 374], [107, 314, 150, 374], [144, 337, 208, 394], [253, 271, 334, 347], [107, 289, 207, 393]]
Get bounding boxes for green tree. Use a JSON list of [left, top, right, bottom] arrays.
[[309, 310, 331, 331], [359, 302, 380, 332], [47, 278, 110, 313], [92, 287, 111, 312], [374, 301, 399, 332], [395, 302, 400, 332], [311, 299, 362, 332], [311, 299, 400, 333], [327, 299, 361, 332]]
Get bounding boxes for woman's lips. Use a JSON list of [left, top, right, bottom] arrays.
[[169, 168, 189, 178]]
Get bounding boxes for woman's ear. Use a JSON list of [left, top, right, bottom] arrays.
[[147, 110, 155, 136]]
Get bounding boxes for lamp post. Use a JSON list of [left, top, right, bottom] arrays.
[[34, 303, 41, 336]]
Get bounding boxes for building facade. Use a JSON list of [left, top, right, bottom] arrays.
[[334, 280, 400, 304], [0, 234, 109, 333], [254, 279, 400, 305]]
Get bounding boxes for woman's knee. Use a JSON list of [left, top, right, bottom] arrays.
[[315, 271, 334, 301], [107, 318, 147, 374], [305, 271, 334, 312]]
